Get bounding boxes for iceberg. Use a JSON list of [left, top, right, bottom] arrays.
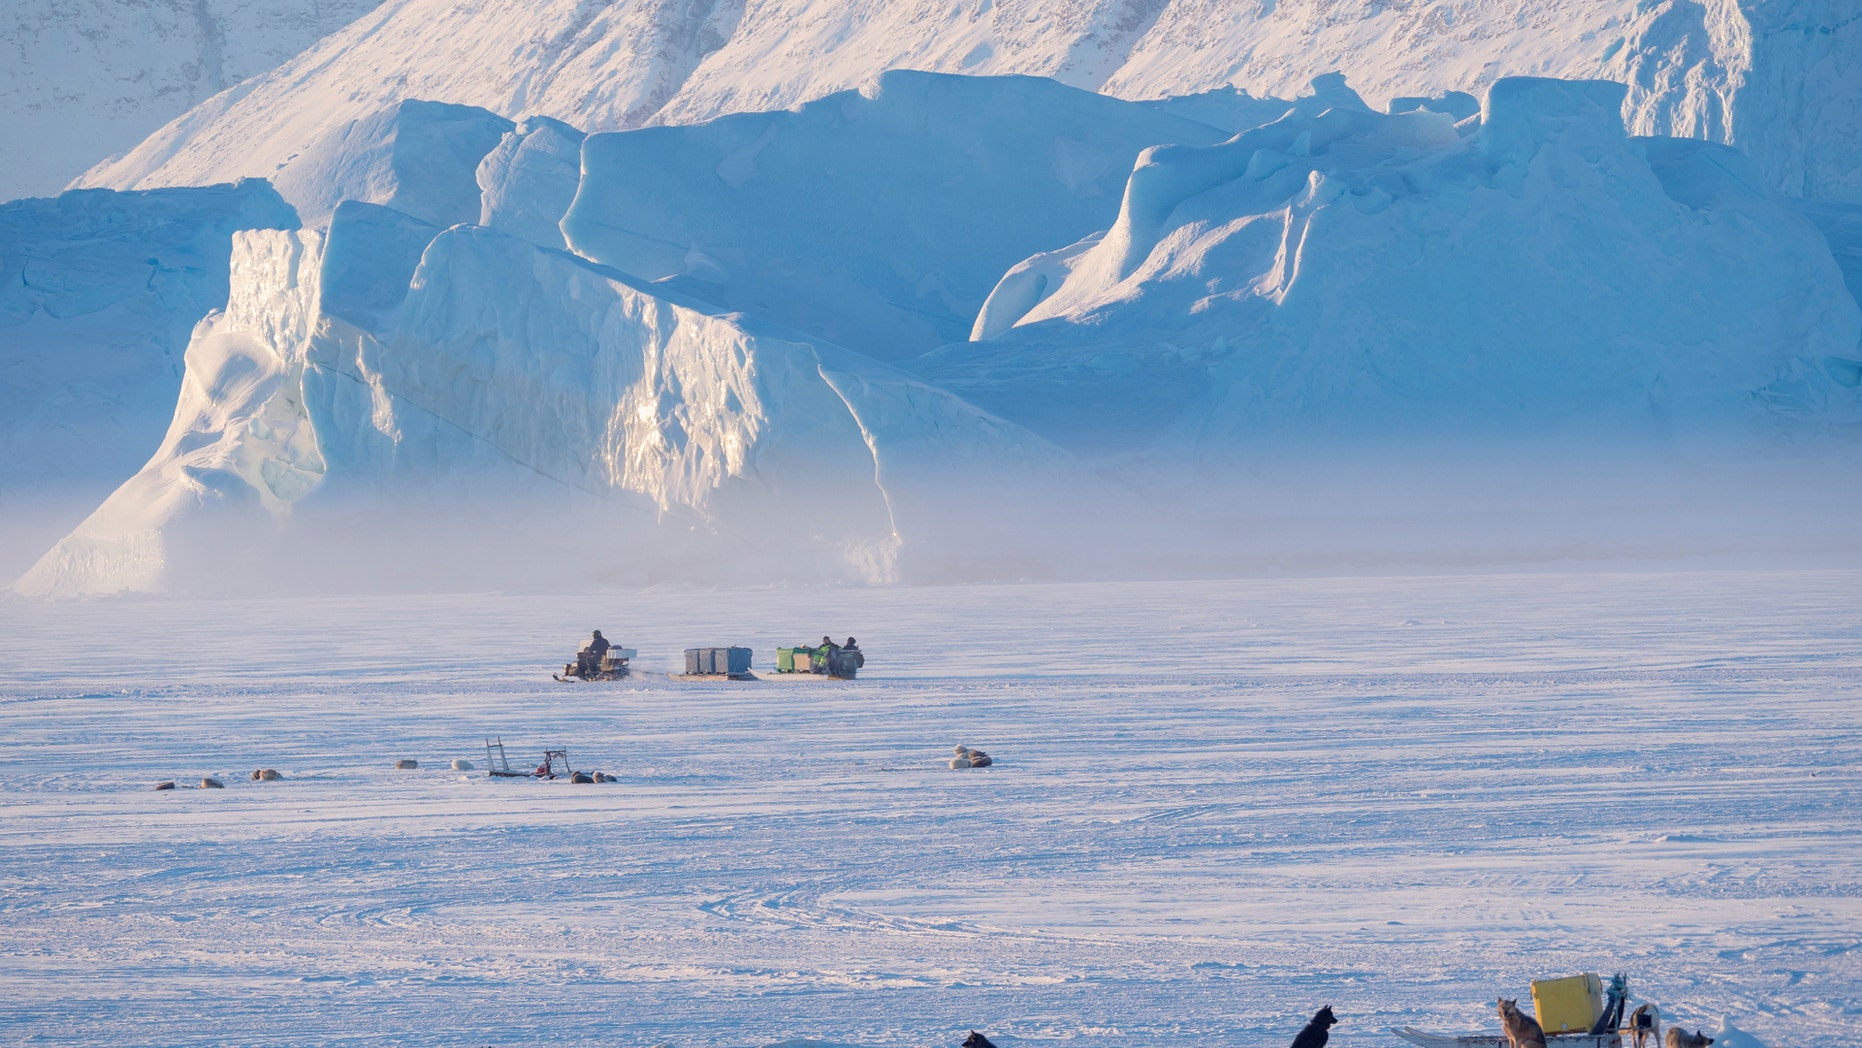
[[925, 75, 1862, 456], [16, 69, 1862, 595], [0, 180, 297, 573], [17, 204, 1071, 597], [561, 71, 1229, 362]]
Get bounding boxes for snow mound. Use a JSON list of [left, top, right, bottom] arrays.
[[270, 99, 514, 229], [1138, 86, 1295, 135], [17, 213, 1071, 597], [0, 180, 298, 497], [1712, 1020, 1767, 1048], [925, 75, 1862, 455], [561, 71, 1228, 362]]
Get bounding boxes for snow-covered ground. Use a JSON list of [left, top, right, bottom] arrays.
[[1, 571, 1855, 1046]]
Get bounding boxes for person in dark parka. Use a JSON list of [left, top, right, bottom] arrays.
[[577, 630, 611, 677]]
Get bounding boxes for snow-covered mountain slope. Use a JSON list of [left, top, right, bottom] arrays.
[[0, 0, 382, 203], [72, 0, 1862, 205], [16, 210, 1071, 598], [919, 76, 1862, 455], [0, 181, 297, 508], [1610, 0, 1862, 202], [561, 71, 1231, 361]]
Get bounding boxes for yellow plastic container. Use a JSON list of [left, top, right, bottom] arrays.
[[1531, 973, 1604, 1034]]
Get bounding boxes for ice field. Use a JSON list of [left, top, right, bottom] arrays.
[[1, 571, 1858, 1047]]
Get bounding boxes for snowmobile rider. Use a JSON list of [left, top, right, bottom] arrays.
[[576, 630, 611, 677]]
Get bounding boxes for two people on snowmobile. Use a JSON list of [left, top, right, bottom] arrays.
[[815, 635, 864, 677]]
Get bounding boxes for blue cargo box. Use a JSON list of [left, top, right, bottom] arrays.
[[722, 646, 751, 674]]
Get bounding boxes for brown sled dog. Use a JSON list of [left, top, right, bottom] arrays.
[[1666, 1029, 1714, 1048], [1498, 998, 1548, 1048]]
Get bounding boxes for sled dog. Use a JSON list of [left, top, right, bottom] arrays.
[[1292, 1005, 1338, 1048], [1498, 998, 1548, 1048], [1628, 1003, 1661, 1048]]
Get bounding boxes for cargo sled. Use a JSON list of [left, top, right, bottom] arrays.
[[484, 737, 572, 779], [1392, 973, 1643, 1048], [675, 646, 755, 681], [1392, 1032, 1620, 1048], [555, 647, 635, 682]]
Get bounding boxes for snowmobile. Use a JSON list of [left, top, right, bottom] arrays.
[[773, 642, 864, 679], [554, 647, 635, 682]]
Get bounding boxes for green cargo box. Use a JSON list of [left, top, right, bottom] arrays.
[[776, 647, 796, 672]]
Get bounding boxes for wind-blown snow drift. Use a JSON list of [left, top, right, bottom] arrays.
[[16, 212, 1070, 598], [69, 0, 1862, 206], [921, 76, 1862, 455]]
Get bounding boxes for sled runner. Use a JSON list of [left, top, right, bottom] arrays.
[[1393, 1031, 1621, 1048]]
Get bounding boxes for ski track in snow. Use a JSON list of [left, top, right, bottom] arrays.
[[0, 572, 1858, 1047]]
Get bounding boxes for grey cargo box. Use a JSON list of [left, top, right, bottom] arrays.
[[723, 646, 752, 674], [684, 647, 751, 675]]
